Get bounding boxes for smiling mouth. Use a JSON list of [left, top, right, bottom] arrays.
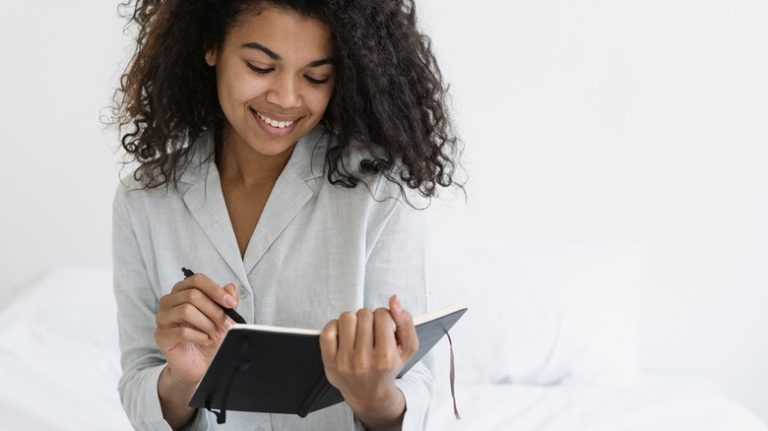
[[250, 108, 300, 129], [249, 108, 302, 136]]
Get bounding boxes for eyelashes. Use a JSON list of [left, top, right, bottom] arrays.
[[246, 63, 272, 74], [304, 76, 329, 85], [245, 62, 330, 85]]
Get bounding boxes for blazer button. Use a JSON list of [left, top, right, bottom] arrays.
[[238, 286, 248, 299]]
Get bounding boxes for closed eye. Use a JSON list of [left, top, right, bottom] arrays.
[[305, 76, 330, 85], [246, 62, 273, 74], [246, 62, 330, 84]]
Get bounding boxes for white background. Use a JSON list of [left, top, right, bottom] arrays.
[[1, 0, 766, 424]]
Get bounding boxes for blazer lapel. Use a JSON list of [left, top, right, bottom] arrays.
[[179, 127, 329, 285], [242, 126, 327, 276], [179, 130, 250, 286]]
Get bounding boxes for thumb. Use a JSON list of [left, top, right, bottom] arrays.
[[388, 294, 403, 321], [223, 283, 238, 306], [389, 294, 418, 357]]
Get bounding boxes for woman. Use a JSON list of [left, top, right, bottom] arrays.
[[109, 0, 462, 430]]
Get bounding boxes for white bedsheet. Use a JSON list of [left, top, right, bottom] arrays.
[[0, 266, 765, 430], [427, 379, 767, 430]]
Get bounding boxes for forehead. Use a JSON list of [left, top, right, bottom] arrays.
[[226, 6, 333, 58]]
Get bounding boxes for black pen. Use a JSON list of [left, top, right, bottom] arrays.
[[181, 267, 247, 324]]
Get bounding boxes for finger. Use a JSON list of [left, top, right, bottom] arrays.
[[373, 307, 397, 358], [354, 308, 374, 350], [387, 294, 401, 331], [157, 302, 218, 340], [223, 283, 238, 300], [319, 319, 339, 365], [389, 295, 419, 359], [354, 308, 374, 369], [170, 273, 237, 309], [337, 311, 357, 359], [156, 326, 211, 351], [160, 288, 233, 329]]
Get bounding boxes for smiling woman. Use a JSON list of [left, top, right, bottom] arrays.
[[204, 7, 335, 157], [106, 1, 462, 431], [110, 0, 462, 199]]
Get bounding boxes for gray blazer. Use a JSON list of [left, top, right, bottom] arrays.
[[112, 126, 434, 431]]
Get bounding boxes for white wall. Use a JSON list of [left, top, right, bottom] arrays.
[[1, 0, 766, 424], [0, 2, 130, 299], [418, 0, 768, 422]]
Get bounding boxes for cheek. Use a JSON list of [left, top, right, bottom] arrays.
[[308, 85, 335, 114], [218, 69, 267, 108]]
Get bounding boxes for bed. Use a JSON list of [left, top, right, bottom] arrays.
[[0, 265, 764, 430]]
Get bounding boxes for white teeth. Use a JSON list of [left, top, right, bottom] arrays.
[[255, 110, 295, 128]]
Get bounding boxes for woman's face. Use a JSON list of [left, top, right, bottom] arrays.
[[205, 6, 335, 156]]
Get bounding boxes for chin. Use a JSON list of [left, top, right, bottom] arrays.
[[247, 135, 298, 156]]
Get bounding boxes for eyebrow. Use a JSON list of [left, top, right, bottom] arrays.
[[240, 42, 334, 67]]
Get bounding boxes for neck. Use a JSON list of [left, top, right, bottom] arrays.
[[215, 126, 295, 190]]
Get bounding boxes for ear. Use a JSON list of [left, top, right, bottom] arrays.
[[205, 49, 217, 67]]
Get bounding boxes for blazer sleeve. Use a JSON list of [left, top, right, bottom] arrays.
[[112, 183, 211, 431], [358, 187, 435, 431]]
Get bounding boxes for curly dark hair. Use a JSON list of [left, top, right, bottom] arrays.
[[107, 0, 464, 203]]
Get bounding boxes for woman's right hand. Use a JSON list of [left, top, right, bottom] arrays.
[[155, 273, 240, 385]]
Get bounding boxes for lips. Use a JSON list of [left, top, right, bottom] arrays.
[[249, 108, 301, 137], [254, 109, 297, 127]]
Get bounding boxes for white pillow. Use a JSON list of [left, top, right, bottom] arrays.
[[0, 265, 120, 351], [0, 265, 132, 431], [426, 236, 642, 387]]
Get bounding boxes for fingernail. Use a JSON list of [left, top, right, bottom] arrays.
[[225, 318, 235, 328], [394, 295, 402, 312], [224, 295, 237, 308]]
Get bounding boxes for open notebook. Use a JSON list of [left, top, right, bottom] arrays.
[[188, 304, 467, 424]]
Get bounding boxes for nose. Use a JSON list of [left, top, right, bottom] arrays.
[[265, 73, 301, 109]]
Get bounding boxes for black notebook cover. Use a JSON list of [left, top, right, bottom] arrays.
[[188, 305, 467, 419]]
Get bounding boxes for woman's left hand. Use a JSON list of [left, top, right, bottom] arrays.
[[319, 294, 419, 428]]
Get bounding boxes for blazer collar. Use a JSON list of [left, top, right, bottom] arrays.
[[178, 125, 327, 186], [179, 126, 328, 287]]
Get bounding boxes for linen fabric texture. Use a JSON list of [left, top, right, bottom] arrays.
[[112, 126, 434, 431]]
